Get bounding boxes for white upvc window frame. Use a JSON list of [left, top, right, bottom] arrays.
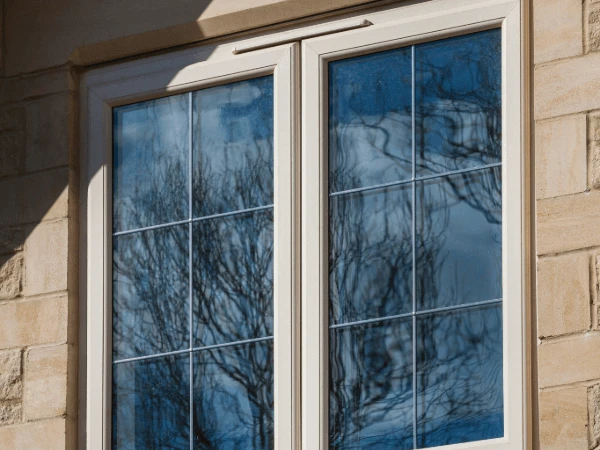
[[302, 1, 524, 449], [81, 0, 527, 449], [81, 42, 299, 450]]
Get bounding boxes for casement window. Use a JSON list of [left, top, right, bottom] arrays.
[[82, 0, 526, 449]]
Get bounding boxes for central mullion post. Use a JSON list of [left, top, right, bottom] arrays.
[[188, 91, 194, 450], [411, 44, 418, 450]]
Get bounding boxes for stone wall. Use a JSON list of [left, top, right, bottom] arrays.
[[535, 0, 600, 448], [0, 67, 79, 448]]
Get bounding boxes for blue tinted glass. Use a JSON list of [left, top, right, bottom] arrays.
[[193, 77, 273, 217], [328, 29, 503, 450], [113, 94, 189, 232], [330, 320, 413, 449], [329, 48, 412, 194], [416, 305, 503, 447], [329, 185, 412, 325], [416, 167, 502, 311], [415, 29, 501, 175], [113, 225, 189, 360], [112, 354, 190, 450], [193, 341, 274, 449], [193, 209, 273, 347]]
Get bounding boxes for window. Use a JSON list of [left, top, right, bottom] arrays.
[[83, 1, 526, 449]]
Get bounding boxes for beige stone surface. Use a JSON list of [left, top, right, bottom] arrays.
[[539, 387, 588, 450], [0, 296, 68, 349], [590, 4, 600, 52], [0, 253, 22, 300], [0, 349, 21, 401], [22, 345, 69, 421], [535, 51, 600, 120], [25, 95, 70, 172], [537, 253, 590, 337], [0, 69, 74, 104], [4, 0, 383, 75], [0, 168, 68, 227], [537, 190, 600, 255], [533, 0, 582, 63], [0, 418, 69, 450], [0, 226, 29, 255], [539, 333, 600, 387], [23, 220, 68, 296], [589, 384, 600, 448], [0, 403, 21, 426], [535, 115, 587, 199]]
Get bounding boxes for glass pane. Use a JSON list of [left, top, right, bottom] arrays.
[[416, 305, 503, 448], [415, 29, 501, 176], [193, 76, 274, 217], [112, 354, 190, 450], [329, 185, 412, 326], [416, 167, 502, 311], [113, 225, 189, 360], [329, 48, 412, 194], [113, 94, 189, 232], [330, 320, 413, 450], [193, 341, 274, 449], [193, 209, 273, 347]]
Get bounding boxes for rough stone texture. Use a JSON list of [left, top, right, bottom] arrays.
[[25, 95, 69, 172], [0, 132, 24, 178], [540, 387, 588, 450], [0, 418, 70, 450], [0, 296, 68, 349], [537, 190, 600, 255], [537, 253, 590, 337], [535, 115, 587, 199], [539, 333, 600, 388], [0, 403, 21, 426], [0, 226, 29, 255], [22, 345, 69, 421], [0, 350, 21, 401], [590, 4, 600, 52], [535, 51, 600, 120], [533, 0, 583, 63], [0, 106, 25, 133], [589, 384, 600, 448], [0, 253, 22, 300], [0, 168, 68, 227], [23, 220, 68, 296]]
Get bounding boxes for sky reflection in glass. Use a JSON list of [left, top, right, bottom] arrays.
[[329, 29, 503, 449], [112, 76, 274, 449]]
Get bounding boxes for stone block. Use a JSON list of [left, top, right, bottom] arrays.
[[0, 418, 69, 450], [593, 142, 600, 189], [0, 132, 24, 178], [0, 225, 29, 255], [537, 253, 590, 337], [533, 0, 582, 63], [535, 115, 587, 199], [25, 95, 70, 172], [0, 69, 75, 104], [590, 5, 600, 52], [539, 387, 588, 450], [539, 332, 600, 387], [537, 190, 600, 255], [0, 253, 22, 300], [535, 51, 600, 120], [23, 344, 69, 421], [23, 220, 68, 296], [0, 349, 22, 401], [0, 167, 68, 227], [589, 384, 600, 448], [0, 106, 25, 133], [0, 296, 68, 349], [0, 402, 21, 426]]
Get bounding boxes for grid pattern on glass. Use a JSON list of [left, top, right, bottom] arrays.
[[112, 76, 274, 450], [328, 29, 503, 449]]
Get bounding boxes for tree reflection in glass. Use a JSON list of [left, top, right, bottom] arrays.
[[329, 29, 503, 449], [112, 76, 274, 449]]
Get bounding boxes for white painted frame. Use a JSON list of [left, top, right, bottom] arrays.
[[81, 42, 299, 450], [301, 0, 525, 449]]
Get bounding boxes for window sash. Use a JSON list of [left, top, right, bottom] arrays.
[[301, 1, 524, 449]]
